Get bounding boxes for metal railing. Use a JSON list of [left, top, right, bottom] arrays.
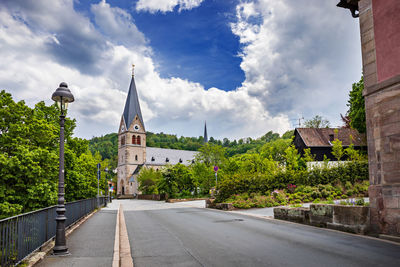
[[0, 197, 107, 266]]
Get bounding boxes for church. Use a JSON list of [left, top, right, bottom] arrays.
[[117, 69, 205, 196]]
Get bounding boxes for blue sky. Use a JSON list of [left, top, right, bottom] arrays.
[[76, 0, 244, 91], [0, 0, 362, 140]]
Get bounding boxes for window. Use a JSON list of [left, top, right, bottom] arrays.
[[137, 136, 141, 145], [121, 136, 125, 146], [329, 134, 334, 142], [135, 155, 138, 161], [132, 135, 136, 144]]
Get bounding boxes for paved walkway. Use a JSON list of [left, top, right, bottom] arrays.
[[35, 198, 379, 266], [36, 206, 118, 267]]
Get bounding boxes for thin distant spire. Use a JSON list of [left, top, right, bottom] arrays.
[[204, 121, 208, 143]]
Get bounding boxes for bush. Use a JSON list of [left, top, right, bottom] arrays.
[[216, 161, 368, 203]]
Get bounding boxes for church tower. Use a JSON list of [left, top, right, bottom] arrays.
[[117, 66, 146, 196]]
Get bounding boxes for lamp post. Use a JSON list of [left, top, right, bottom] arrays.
[[105, 167, 111, 203], [52, 82, 74, 255]]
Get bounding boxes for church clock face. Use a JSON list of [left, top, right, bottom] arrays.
[[133, 124, 140, 132], [121, 125, 125, 132]]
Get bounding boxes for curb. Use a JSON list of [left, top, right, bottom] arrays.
[[112, 204, 121, 267], [219, 208, 400, 246], [113, 204, 134, 267], [27, 208, 100, 267]]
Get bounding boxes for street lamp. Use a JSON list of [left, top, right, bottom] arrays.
[[52, 82, 74, 255], [105, 167, 111, 203]]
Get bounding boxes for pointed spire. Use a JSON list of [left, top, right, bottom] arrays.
[[122, 70, 145, 130], [204, 121, 208, 143]]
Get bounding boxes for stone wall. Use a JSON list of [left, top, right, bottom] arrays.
[[358, 0, 400, 236], [274, 204, 370, 234]]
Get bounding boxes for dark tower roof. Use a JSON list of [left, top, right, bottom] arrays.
[[122, 75, 145, 130], [204, 121, 208, 143]]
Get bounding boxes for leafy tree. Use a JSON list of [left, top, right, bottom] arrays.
[[331, 129, 344, 161], [191, 162, 214, 194], [137, 168, 161, 194], [158, 165, 178, 198], [281, 130, 294, 139], [331, 139, 344, 161], [303, 148, 316, 162], [260, 138, 291, 163], [284, 145, 302, 170], [347, 77, 366, 133], [0, 90, 100, 219], [195, 143, 227, 168], [260, 131, 279, 142], [304, 115, 330, 128]]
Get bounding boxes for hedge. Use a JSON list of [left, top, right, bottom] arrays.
[[217, 161, 369, 202]]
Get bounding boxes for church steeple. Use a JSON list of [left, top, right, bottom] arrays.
[[204, 121, 208, 143], [122, 67, 145, 130]]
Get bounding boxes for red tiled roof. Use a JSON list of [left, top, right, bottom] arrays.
[[295, 128, 367, 147]]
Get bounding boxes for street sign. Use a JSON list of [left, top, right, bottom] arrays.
[[214, 166, 219, 172]]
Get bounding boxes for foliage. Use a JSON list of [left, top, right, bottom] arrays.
[[0, 90, 101, 219], [195, 143, 227, 167], [304, 115, 330, 128], [348, 77, 366, 133], [331, 130, 344, 161], [260, 138, 292, 164], [302, 148, 315, 162], [222, 180, 369, 209], [137, 168, 162, 194], [216, 161, 369, 203]]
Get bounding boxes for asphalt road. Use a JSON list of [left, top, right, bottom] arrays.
[[122, 200, 400, 267]]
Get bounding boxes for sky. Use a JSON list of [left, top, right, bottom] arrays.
[[0, 0, 362, 140]]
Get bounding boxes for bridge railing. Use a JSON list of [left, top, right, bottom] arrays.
[[0, 197, 107, 266]]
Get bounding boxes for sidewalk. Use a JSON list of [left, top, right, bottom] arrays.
[[36, 203, 118, 267]]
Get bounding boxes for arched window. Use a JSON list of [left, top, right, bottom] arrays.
[[132, 135, 136, 144], [137, 136, 141, 145], [121, 136, 125, 146], [135, 155, 138, 161]]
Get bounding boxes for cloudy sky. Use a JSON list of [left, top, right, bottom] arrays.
[[0, 0, 362, 140]]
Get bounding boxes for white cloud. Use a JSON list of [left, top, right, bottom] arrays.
[[0, 0, 361, 141], [136, 0, 204, 13], [231, 0, 362, 127]]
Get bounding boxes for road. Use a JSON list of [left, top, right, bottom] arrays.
[[120, 200, 400, 267]]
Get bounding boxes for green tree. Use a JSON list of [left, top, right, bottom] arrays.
[[158, 165, 178, 198], [137, 168, 161, 194], [303, 148, 316, 162], [331, 129, 344, 161], [0, 90, 100, 219], [284, 145, 302, 170], [260, 138, 292, 163], [195, 143, 227, 167], [348, 77, 366, 133], [191, 162, 214, 194], [304, 115, 330, 128]]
